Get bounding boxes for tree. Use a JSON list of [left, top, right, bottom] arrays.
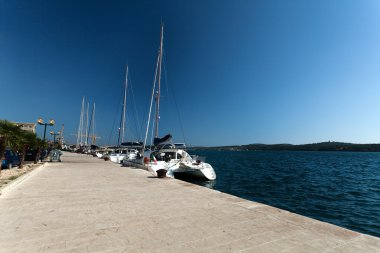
[[13, 131, 39, 169], [0, 120, 22, 150], [0, 120, 44, 170], [0, 120, 21, 173], [34, 138, 46, 164]]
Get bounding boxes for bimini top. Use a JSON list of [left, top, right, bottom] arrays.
[[120, 141, 143, 147], [153, 134, 172, 146]]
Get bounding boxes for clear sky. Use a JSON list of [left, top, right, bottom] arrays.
[[1, 0, 380, 146]]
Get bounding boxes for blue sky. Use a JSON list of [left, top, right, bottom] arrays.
[[1, 0, 380, 146]]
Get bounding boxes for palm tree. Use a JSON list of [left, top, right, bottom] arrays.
[[0, 120, 44, 169], [0, 120, 21, 173], [0, 120, 22, 150], [14, 131, 39, 169], [33, 137, 46, 164]]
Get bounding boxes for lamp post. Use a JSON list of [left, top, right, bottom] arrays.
[[37, 118, 55, 141], [50, 131, 61, 144], [37, 118, 55, 162]]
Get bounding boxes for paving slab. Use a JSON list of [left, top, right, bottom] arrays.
[[0, 152, 379, 252]]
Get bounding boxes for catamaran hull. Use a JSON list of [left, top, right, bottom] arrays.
[[109, 155, 127, 164], [175, 162, 216, 180], [123, 156, 215, 180], [123, 159, 175, 178]]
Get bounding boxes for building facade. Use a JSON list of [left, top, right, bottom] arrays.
[[14, 122, 36, 134]]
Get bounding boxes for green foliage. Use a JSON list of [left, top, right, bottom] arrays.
[[0, 120, 22, 149], [0, 120, 45, 155]]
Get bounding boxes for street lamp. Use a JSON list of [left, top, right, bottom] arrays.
[[37, 118, 54, 162], [37, 118, 55, 141], [50, 131, 61, 144]]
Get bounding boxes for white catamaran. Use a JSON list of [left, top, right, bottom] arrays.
[[123, 24, 216, 180]]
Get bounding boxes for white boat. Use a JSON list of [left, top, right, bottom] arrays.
[[109, 148, 127, 164], [109, 147, 140, 164], [95, 149, 105, 158], [125, 25, 216, 180], [107, 65, 143, 165], [149, 144, 216, 180]]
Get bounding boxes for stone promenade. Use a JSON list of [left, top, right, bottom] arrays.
[[0, 152, 379, 252]]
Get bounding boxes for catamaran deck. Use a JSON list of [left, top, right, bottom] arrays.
[[0, 152, 379, 252]]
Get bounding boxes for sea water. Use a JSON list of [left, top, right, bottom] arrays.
[[185, 150, 380, 237]]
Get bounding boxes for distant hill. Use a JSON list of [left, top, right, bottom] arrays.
[[190, 142, 380, 152]]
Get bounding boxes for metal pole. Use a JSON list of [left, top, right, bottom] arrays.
[[41, 124, 47, 162], [43, 124, 47, 141], [117, 128, 121, 146], [154, 24, 164, 138]]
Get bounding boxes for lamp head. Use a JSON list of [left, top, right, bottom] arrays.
[[49, 119, 55, 126], [37, 118, 44, 125]]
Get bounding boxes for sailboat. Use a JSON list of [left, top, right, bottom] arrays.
[[76, 97, 99, 153], [108, 65, 142, 164], [124, 24, 216, 180]]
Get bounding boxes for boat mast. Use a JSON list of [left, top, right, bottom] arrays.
[[143, 54, 160, 151], [154, 24, 164, 138], [118, 66, 128, 146], [77, 96, 85, 147], [87, 102, 95, 145], [121, 65, 128, 144], [85, 102, 89, 146], [92, 103, 96, 145], [143, 24, 163, 151]]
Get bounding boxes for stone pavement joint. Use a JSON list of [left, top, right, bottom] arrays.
[[0, 152, 379, 252]]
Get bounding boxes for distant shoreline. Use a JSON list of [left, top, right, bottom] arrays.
[[190, 141, 380, 152]]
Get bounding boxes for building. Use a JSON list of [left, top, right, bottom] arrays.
[[13, 122, 36, 134]]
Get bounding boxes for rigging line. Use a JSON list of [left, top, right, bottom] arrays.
[[77, 97, 84, 146], [117, 84, 125, 146], [139, 80, 152, 144], [163, 49, 187, 145], [143, 51, 160, 151], [87, 101, 94, 145], [85, 102, 89, 145], [92, 103, 96, 145], [139, 90, 150, 143], [121, 65, 128, 144], [108, 82, 123, 146], [154, 24, 164, 138], [128, 76, 141, 141]]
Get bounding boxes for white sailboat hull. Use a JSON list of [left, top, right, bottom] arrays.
[[109, 154, 127, 164], [123, 158, 175, 178], [175, 162, 216, 180], [123, 149, 216, 180]]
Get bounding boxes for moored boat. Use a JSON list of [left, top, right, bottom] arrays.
[[125, 24, 216, 181]]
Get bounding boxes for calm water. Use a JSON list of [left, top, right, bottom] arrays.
[[184, 150, 380, 238]]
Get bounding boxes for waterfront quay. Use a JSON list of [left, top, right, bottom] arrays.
[[0, 152, 379, 252]]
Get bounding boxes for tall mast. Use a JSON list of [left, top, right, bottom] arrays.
[[92, 103, 96, 145], [85, 102, 89, 146], [59, 124, 64, 146], [77, 96, 85, 147], [154, 24, 164, 138], [121, 65, 128, 143], [87, 102, 95, 145], [143, 53, 160, 151]]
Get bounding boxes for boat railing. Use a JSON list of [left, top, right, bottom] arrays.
[[191, 155, 206, 163]]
